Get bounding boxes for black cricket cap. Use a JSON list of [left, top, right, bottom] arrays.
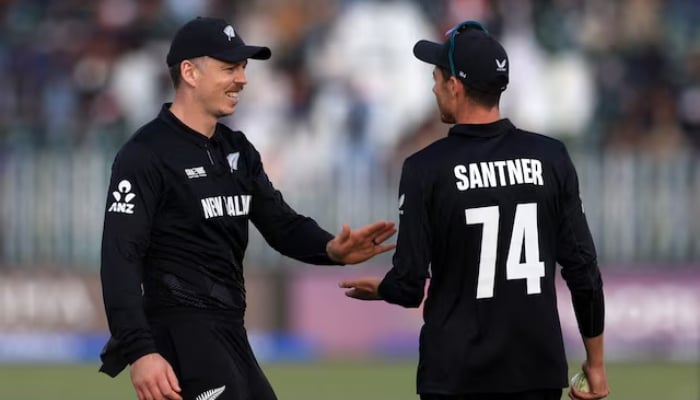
[[166, 17, 271, 67], [413, 20, 508, 93]]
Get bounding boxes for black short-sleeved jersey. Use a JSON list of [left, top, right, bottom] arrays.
[[101, 104, 337, 368], [378, 119, 604, 394]]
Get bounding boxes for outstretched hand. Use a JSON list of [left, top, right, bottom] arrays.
[[326, 221, 396, 265], [338, 277, 383, 300]]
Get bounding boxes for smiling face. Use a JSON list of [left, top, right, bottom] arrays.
[[190, 56, 248, 118]]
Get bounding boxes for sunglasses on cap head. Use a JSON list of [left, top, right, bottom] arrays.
[[445, 20, 488, 78]]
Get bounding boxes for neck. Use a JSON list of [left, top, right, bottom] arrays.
[[454, 104, 501, 125], [169, 92, 217, 138]]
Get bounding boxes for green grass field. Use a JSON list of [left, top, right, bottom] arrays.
[[0, 361, 696, 399]]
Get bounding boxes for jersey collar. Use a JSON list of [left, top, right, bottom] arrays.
[[448, 118, 514, 138], [159, 103, 223, 148]]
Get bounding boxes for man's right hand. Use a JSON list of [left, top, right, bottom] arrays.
[[130, 353, 182, 400], [568, 361, 609, 400]]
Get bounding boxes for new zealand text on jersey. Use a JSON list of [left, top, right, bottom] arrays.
[[201, 195, 252, 219], [454, 158, 543, 191]]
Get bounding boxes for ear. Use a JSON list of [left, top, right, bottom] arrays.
[[447, 76, 462, 98], [179, 60, 200, 87]]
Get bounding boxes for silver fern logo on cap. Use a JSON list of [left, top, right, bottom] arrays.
[[223, 25, 236, 41]]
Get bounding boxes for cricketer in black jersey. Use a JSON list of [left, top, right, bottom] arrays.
[[340, 21, 609, 400], [101, 104, 339, 361], [99, 17, 396, 400]]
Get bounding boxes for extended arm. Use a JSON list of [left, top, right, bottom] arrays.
[[341, 159, 430, 307], [248, 145, 395, 265]]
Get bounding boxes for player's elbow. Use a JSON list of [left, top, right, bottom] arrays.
[[561, 262, 603, 293]]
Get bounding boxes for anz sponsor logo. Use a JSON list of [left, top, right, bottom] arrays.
[[108, 180, 136, 214], [201, 195, 252, 219]]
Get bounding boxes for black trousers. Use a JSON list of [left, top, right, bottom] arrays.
[[420, 388, 563, 400], [150, 310, 277, 400]]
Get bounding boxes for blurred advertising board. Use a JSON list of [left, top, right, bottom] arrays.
[[1, 267, 696, 363], [0, 271, 107, 362], [289, 266, 700, 361], [0, 270, 314, 363], [0, 271, 106, 332]]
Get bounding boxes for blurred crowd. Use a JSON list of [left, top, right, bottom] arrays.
[[0, 0, 698, 173], [0, 0, 699, 267]]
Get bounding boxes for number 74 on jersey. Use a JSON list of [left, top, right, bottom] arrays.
[[466, 203, 545, 299]]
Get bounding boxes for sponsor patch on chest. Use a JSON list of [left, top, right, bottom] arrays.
[[185, 166, 207, 179]]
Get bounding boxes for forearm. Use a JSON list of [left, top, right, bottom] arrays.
[[559, 221, 605, 337], [582, 334, 605, 367], [105, 308, 158, 364], [378, 278, 424, 307], [251, 160, 341, 265], [378, 266, 427, 308], [283, 218, 338, 264], [578, 333, 611, 398], [271, 217, 339, 265], [571, 286, 605, 337], [378, 219, 430, 308], [101, 246, 156, 363], [100, 263, 157, 376], [254, 212, 340, 265]]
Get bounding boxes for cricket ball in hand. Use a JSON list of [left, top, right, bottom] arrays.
[[570, 371, 590, 392]]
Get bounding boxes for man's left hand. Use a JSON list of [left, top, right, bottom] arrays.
[[326, 221, 396, 264], [338, 277, 383, 300]]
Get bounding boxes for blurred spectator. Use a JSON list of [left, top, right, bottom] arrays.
[[679, 51, 700, 148]]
